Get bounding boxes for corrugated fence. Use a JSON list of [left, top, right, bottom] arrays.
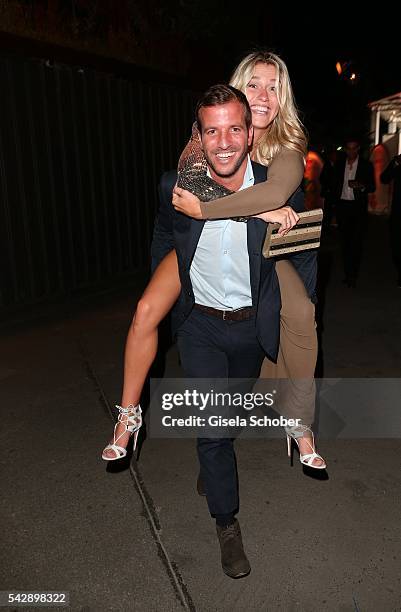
[[0, 52, 197, 312]]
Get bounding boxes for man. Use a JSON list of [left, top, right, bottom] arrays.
[[333, 138, 375, 287], [151, 85, 309, 578], [380, 153, 401, 287]]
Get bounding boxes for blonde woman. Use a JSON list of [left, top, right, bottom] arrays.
[[102, 51, 325, 470]]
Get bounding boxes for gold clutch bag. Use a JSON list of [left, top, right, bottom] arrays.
[[263, 209, 323, 258]]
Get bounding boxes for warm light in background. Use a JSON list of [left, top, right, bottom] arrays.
[[336, 60, 359, 83]]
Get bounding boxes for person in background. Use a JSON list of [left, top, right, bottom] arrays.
[[333, 138, 375, 288], [303, 148, 324, 211], [380, 153, 401, 287]]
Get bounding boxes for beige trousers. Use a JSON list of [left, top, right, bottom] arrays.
[[260, 259, 317, 427]]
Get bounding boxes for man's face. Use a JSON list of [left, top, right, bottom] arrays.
[[198, 100, 253, 180], [245, 62, 279, 131], [345, 141, 360, 162]]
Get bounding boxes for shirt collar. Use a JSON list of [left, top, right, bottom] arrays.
[[242, 155, 254, 190], [347, 155, 359, 168]]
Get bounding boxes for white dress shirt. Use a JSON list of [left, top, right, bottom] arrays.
[[190, 156, 254, 310], [341, 156, 359, 200]]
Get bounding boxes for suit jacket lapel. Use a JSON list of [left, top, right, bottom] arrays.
[[355, 158, 364, 182], [247, 219, 267, 302], [252, 162, 268, 184], [187, 218, 205, 266], [246, 162, 268, 301]]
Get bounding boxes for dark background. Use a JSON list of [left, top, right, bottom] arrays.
[[1, 1, 398, 145], [0, 1, 399, 312], [177, 3, 399, 147]]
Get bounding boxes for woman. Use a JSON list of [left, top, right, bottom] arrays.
[[102, 51, 326, 469]]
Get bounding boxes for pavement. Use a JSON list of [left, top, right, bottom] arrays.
[[1, 216, 401, 612]]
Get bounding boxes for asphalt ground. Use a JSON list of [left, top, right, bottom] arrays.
[[1, 216, 400, 611]]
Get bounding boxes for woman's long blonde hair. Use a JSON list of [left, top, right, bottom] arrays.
[[230, 51, 307, 165]]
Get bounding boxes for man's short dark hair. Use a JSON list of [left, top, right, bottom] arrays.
[[195, 84, 252, 132], [345, 136, 360, 146]]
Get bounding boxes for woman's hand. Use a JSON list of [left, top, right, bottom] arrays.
[[172, 186, 202, 219], [255, 206, 299, 236]]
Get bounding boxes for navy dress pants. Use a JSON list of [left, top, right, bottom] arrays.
[[336, 200, 367, 282], [177, 308, 265, 517]]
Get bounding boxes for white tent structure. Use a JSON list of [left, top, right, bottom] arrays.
[[369, 91, 401, 154]]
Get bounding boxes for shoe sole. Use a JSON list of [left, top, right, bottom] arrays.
[[222, 566, 251, 579], [301, 463, 327, 470], [101, 455, 126, 461]]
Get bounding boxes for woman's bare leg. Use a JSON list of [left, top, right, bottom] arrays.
[[261, 259, 325, 467], [102, 250, 180, 458]]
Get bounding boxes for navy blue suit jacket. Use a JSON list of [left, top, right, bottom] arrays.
[[151, 161, 317, 361]]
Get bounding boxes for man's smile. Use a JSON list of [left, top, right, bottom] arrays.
[[215, 150, 237, 161]]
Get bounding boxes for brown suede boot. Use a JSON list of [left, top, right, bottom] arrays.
[[196, 474, 206, 496], [216, 519, 251, 578]]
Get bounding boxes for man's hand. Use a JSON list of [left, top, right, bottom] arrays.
[[172, 186, 202, 219], [255, 206, 299, 236]]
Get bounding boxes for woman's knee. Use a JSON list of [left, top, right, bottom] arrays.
[[131, 296, 158, 333], [297, 296, 315, 326], [281, 293, 315, 333]]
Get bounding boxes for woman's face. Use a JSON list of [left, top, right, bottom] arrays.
[[245, 62, 279, 132]]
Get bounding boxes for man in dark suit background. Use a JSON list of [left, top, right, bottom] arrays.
[[334, 138, 375, 287], [151, 84, 310, 578]]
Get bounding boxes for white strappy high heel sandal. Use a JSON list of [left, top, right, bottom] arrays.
[[102, 404, 142, 461], [286, 425, 326, 470]]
